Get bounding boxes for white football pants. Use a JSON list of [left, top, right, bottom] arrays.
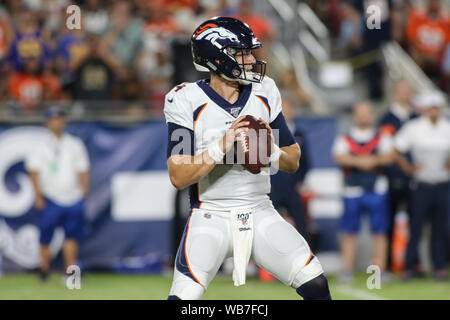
[[168, 200, 324, 299]]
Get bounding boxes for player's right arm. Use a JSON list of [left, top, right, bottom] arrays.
[[168, 117, 248, 190], [164, 86, 248, 190]]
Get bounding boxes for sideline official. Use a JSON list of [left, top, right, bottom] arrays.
[[394, 92, 450, 281], [26, 106, 90, 281]]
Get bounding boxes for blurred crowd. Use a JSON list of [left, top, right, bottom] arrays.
[[0, 0, 447, 116], [0, 0, 279, 116], [308, 0, 450, 98]]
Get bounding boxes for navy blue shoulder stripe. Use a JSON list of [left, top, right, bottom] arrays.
[[166, 122, 194, 159], [270, 112, 296, 148], [193, 103, 208, 123]]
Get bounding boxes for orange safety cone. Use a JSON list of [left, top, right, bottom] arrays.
[[391, 211, 409, 274], [258, 267, 275, 282]]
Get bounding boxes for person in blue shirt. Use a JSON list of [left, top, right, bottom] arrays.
[[8, 5, 52, 72]]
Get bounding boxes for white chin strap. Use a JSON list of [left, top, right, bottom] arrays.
[[221, 74, 252, 85], [193, 62, 258, 85]]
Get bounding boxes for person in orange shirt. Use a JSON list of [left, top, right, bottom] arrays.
[[233, 0, 276, 65], [0, 15, 12, 61], [406, 0, 450, 79], [9, 56, 61, 110]]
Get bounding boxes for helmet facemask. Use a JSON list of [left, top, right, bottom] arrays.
[[224, 47, 266, 85]]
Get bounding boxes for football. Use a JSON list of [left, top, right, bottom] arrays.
[[237, 115, 272, 174]]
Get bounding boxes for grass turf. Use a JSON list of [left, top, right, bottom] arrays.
[[0, 272, 449, 300]]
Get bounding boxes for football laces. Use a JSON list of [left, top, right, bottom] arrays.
[[240, 131, 249, 153]]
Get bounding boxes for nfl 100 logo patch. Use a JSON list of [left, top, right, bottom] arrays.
[[230, 107, 241, 118], [237, 212, 250, 225]]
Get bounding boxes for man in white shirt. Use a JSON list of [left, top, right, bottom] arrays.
[[26, 107, 90, 281], [333, 102, 394, 283], [394, 91, 450, 281]]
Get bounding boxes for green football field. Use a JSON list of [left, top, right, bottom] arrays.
[[0, 272, 449, 300]]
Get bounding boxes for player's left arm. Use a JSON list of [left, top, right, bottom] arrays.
[[277, 143, 301, 174], [260, 113, 300, 174]]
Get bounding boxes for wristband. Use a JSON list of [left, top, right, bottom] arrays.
[[207, 139, 225, 163], [269, 144, 282, 163]]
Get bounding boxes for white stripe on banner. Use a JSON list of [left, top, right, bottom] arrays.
[[111, 171, 177, 221]]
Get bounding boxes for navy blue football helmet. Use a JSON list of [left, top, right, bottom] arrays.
[[191, 16, 266, 84]]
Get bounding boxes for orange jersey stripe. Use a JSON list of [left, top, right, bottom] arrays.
[[255, 95, 270, 116], [305, 250, 313, 266], [193, 103, 207, 131]]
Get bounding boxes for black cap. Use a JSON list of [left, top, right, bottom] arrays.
[[44, 106, 66, 120]]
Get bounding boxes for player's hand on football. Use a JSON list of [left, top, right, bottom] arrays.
[[257, 117, 273, 140], [220, 116, 249, 153]]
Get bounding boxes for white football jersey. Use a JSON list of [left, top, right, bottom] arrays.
[[164, 76, 284, 211]]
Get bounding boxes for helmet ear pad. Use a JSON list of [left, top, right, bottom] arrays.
[[193, 43, 243, 80]]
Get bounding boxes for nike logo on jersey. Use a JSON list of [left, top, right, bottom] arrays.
[[167, 98, 173, 103]]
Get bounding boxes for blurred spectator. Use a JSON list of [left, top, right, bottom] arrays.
[[406, 0, 450, 84], [233, 0, 275, 43], [83, 0, 109, 36], [270, 97, 312, 243], [233, 0, 275, 63], [139, 0, 179, 114], [103, 0, 144, 71], [337, 1, 362, 56], [8, 56, 62, 110], [442, 42, 450, 92], [8, 4, 53, 72], [352, 0, 401, 100], [394, 91, 450, 281], [378, 80, 419, 272], [278, 68, 311, 110], [41, 0, 70, 37], [333, 102, 393, 283], [0, 4, 12, 61], [66, 34, 120, 104], [25, 106, 90, 282], [0, 4, 12, 103], [116, 71, 142, 102], [55, 24, 89, 80]]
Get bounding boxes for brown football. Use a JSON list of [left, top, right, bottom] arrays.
[[237, 115, 272, 174]]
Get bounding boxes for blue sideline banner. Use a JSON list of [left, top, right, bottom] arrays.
[[0, 117, 342, 272]]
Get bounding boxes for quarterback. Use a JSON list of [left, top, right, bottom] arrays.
[[164, 17, 331, 300]]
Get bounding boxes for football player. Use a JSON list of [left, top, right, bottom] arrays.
[[164, 17, 331, 300]]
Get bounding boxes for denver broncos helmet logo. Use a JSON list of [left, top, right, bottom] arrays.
[[193, 23, 239, 43]]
